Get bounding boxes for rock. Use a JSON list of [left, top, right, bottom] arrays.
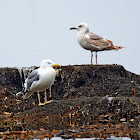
[[0, 68, 22, 96], [0, 64, 140, 139]]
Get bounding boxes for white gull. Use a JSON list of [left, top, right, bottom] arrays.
[[70, 22, 123, 64], [23, 59, 60, 105]]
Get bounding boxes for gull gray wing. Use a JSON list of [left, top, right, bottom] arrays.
[[26, 69, 40, 91], [88, 32, 110, 48], [88, 32, 102, 40]]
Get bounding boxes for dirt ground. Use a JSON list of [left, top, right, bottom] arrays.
[[0, 65, 140, 139]]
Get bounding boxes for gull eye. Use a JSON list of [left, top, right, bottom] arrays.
[[79, 25, 82, 28], [47, 62, 51, 64]]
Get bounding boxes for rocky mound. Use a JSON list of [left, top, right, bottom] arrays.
[[0, 65, 139, 139]]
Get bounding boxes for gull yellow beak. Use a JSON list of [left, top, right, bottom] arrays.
[[53, 64, 61, 68]]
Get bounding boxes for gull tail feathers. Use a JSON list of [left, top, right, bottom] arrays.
[[23, 90, 33, 99], [106, 39, 124, 50], [115, 46, 124, 50]]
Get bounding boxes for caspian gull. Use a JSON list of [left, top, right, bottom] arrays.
[[23, 59, 60, 105], [70, 22, 123, 64]]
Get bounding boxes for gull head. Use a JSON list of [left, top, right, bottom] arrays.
[[40, 59, 61, 69], [70, 22, 89, 33]]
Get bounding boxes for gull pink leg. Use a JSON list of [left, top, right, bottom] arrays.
[[91, 51, 93, 64], [95, 52, 97, 65]]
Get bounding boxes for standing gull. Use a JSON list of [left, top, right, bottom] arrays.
[[70, 22, 123, 64], [23, 59, 60, 105]]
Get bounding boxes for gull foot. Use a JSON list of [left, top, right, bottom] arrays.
[[45, 100, 53, 104], [38, 102, 45, 106]]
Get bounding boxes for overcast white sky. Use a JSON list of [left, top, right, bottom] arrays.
[[0, 0, 139, 74]]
